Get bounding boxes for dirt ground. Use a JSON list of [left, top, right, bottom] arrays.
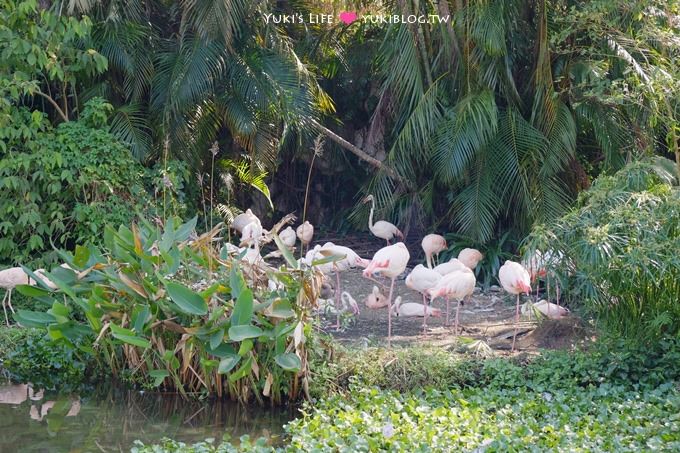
[[316, 267, 588, 354]]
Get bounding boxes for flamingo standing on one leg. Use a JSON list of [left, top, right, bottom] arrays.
[[405, 264, 441, 332], [427, 269, 475, 335], [421, 234, 447, 269], [362, 195, 404, 245], [499, 260, 532, 352], [362, 242, 410, 346]]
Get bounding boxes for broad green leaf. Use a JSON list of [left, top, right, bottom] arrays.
[[110, 324, 151, 348], [207, 343, 237, 359], [73, 245, 90, 268], [14, 310, 55, 327], [274, 234, 298, 269], [228, 356, 253, 382], [218, 354, 240, 374], [231, 289, 253, 326], [228, 325, 263, 341], [229, 266, 245, 299], [132, 305, 151, 333], [48, 301, 70, 323], [15, 284, 51, 297], [237, 339, 253, 356], [209, 328, 224, 350], [270, 299, 295, 318], [275, 353, 302, 372], [165, 282, 208, 315], [175, 216, 197, 242], [149, 370, 169, 387]]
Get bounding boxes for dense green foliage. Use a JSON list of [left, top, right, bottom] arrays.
[[3, 0, 678, 244], [526, 159, 680, 343], [0, 99, 147, 264], [14, 217, 326, 402]]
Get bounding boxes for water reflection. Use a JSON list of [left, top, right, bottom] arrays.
[[0, 382, 294, 452]]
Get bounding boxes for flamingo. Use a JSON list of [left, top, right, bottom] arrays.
[[458, 248, 484, 270], [0, 267, 33, 325], [405, 264, 442, 331], [240, 221, 264, 253], [318, 291, 360, 317], [296, 221, 314, 251], [362, 195, 404, 245], [498, 260, 532, 351], [392, 296, 442, 318], [364, 286, 389, 309], [279, 226, 297, 249], [522, 299, 569, 320], [231, 209, 260, 234], [427, 270, 476, 335], [433, 258, 468, 276], [421, 234, 447, 268], [316, 242, 368, 329], [362, 242, 410, 346]]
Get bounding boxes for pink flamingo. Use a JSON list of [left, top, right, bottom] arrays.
[[498, 260, 532, 351], [362, 242, 410, 346], [421, 234, 447, 268], [427, 269, 476, 335], [364, 286, 389, 309]]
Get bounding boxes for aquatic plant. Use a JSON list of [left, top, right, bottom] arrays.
[[13, 217, 327, 403]]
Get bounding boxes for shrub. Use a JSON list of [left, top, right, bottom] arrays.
[[15, 216, 326, 403], [0, 98, 149, 266], [525, 159, 680, 344]]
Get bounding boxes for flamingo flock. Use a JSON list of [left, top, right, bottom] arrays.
[[1, 198, 566, 352]]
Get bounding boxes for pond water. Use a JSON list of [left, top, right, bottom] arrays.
[[0, 382, 295, 452]]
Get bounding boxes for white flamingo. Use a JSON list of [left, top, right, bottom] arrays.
[[499, 260, 532, 351], [296, 221, 314, 251], [421, 234, 447, 269], [433, 258, 468, 276], [458, 248, 484, 270], [231, 209, 260, 234], [0, 267, 32, 325], [362, 195, 404, 245], [279, 226, 297, 249], [405, 264, 442, 331], [392, 296, 442, 318]]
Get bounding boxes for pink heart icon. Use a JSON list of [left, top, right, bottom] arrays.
[[339, 11, 358, 25]]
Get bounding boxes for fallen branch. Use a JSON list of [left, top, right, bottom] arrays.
[[312, 120, 408, 186]]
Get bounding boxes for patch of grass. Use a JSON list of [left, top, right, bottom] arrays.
[[310, 339, 680, 398]]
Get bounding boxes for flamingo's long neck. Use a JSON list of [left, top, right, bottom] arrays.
[[368, 198, 375, 232]]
